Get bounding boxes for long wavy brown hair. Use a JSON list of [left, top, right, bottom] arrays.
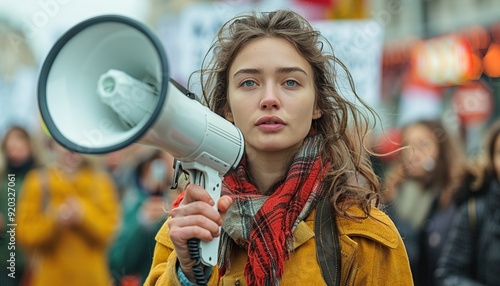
[[198, 10, 381, 219]]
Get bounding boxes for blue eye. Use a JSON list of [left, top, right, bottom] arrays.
[[242, 80, 256, 87], [284, 80, 298, 87]]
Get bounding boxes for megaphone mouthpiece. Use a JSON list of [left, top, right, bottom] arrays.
[[97, 69, 158, 128]]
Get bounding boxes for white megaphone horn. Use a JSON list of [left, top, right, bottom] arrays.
[[37, 15, 245, 268]]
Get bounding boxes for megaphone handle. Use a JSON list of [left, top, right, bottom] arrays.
[[183, 166, 222, 285], [185, 168, 222, 266], [198, 170, 222, 267]]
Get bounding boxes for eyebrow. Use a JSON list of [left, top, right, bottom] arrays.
[[233, 66, 308, 78], [233, 68, 261, 78], [277, 67, 308, 76]]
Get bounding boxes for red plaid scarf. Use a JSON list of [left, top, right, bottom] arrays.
[[219, 134, 328, 285]]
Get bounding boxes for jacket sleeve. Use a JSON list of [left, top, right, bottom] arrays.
[[434, 202, 484, 286], [75, 172, 121, 247], [144, 219, 219, 286], [16, 169, 59, 251], [144, 219, 184, 286]]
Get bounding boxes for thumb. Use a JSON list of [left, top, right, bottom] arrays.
[[218, 195, 233, 213]]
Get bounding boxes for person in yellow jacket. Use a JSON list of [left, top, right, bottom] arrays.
[[16, 140, 121, 286], [145, 9, 413, 286]]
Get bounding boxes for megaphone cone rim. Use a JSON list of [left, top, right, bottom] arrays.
[[38, 14, 169, 155]]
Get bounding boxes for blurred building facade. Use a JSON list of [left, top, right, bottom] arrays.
[[372, 0, 500, 41], [370, 0, 500, 155]]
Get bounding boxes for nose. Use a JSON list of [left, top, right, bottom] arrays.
[[260, 85, 280, 110]]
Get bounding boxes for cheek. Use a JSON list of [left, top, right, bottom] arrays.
[[226, 95, 254, 127], [298, 110, 315, 131], [295, 97, 317, 120], [227, 106, 249, 129]]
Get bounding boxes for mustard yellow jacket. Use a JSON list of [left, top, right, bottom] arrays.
[[16, 166, 121, 286], [145, 205, 413, 285]]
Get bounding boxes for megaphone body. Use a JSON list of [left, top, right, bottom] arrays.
[[38, 15, 244, 267]]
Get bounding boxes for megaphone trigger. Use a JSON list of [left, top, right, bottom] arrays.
[[171, 159, 183, 190]]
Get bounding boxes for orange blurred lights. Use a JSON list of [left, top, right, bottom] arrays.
[[383, 23, 500, 83], [483, 43, 500, 78], [411, 35, 478, 86], [468, 52, 484, 81]]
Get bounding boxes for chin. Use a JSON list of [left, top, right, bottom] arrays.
[[248, 133, 304, 152], [259, 141, 302, 154]]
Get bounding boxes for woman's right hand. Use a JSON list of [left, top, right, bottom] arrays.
[[167, 183, 233, 278]]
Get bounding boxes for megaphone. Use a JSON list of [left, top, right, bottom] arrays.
[[37, 15, 245, 267]]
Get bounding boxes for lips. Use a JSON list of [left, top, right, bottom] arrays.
[[255, 116, 285, 126], [255, 116, 286, 132]]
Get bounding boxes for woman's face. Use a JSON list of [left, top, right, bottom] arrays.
[[226, 37, 321, 156], [401, 124, 439, 179], [493, 134, 500, 180]]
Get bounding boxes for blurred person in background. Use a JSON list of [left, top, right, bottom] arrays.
[[0, 126, 40, 286], [435, 120, 500, 285], [103, 145, 144, 200], [109, 149, 180, 286], [16, 138, 121, 286], [383, 119, 467, 286]]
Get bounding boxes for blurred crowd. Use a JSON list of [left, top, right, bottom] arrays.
[[379, 119, 500, 285], [0, 126, 182, 286]]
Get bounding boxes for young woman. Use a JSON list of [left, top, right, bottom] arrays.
[[435, 120, 500, 285], [146, 10, 412, 285], [382, 119, 466, 285], [0, 126, 39, 286]]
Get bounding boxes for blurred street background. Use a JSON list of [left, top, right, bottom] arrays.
[[1, 0, 500, 154]]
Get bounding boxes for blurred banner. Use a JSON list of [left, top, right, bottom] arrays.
[[313, 19, 384, 109]]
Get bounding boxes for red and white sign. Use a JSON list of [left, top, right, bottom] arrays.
[[452, 81, 494, 125]]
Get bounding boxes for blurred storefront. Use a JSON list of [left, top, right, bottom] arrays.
[[376, 0, 500, 155]]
